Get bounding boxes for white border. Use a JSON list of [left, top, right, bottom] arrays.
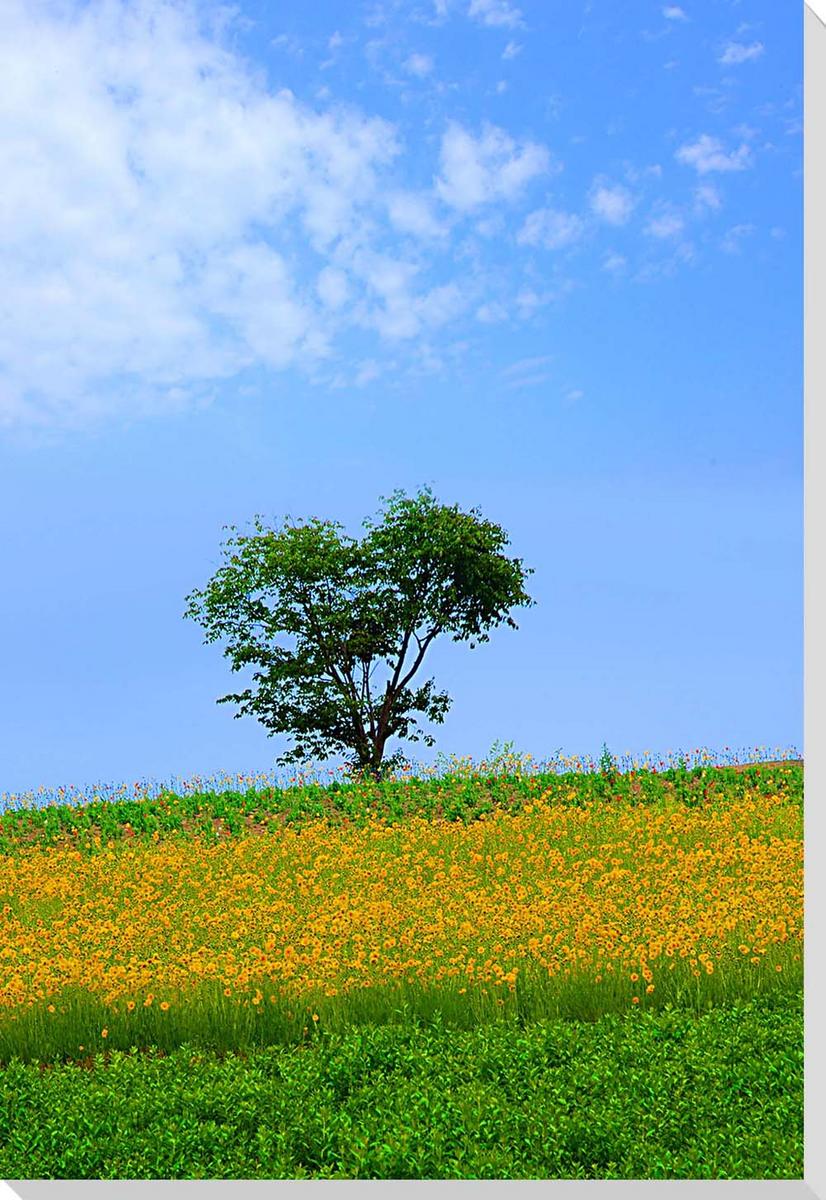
[[4, 2, 817, 1196]]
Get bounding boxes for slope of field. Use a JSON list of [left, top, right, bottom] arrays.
[[0, 993, 802, 1180], [0, 759, 804, 1179]]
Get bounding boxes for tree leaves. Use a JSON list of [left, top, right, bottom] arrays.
[[183, 487, 535, 772]]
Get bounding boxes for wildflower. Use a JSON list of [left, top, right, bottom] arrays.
[[101, 1028, 108, 1038], [160, 1001, 170, 1011]]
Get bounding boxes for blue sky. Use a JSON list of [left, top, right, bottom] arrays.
[[0, 0, 801, 797]]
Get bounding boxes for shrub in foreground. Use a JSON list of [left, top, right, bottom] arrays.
[[0, 992, 802, 1180]]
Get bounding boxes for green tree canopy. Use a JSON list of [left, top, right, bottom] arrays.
[[183, 487, 535, 775]]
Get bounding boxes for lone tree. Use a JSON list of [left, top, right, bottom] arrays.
[[183, 487, 534, 776]]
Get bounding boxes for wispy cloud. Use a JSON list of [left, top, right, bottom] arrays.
[[386, 191, 447, 238], [271, 33, 304, 57], [718, 40, 765, 65], [502, 40, 522, 59], [504, 372, 552, 389], [720, 223, 756, 253], [0, 0, 562, 433], [467, 0, 525, 30], [501, 355, 555, 388], [355, 359, 381, 385], [662, 6, 688, 20], [435, 121, 550, 211], [645, 212, 685, 239], [589, 180, 636, 225], [316, 267, 350, 309], [476, 301, 509, 323], [602, 251, 627, 274], [501, 354, 553, 377], [675, 134, 752, 174], [517, 207, 584, 249], [693, 183, 722, 213], [404, 52, 434, 77]]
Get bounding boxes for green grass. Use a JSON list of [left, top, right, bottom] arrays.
[[0, 759, 803, 853], [0, 991, 802, 1180], [0, 954, 802, 1068], [0, 756, 803, 1178]]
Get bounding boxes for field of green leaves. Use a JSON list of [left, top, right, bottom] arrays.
[[0, 749, 804, 1180]]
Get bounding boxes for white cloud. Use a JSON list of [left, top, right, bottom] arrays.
[[200, 243, 319, 367], [718, 40, 764, 65], [468, 0, 525, 29], [502, 40, 522, 59], [320, 30, 347, 69], [475, 213, 506, 238], [316, 266, 350, 309], [355, 359, 381, 385], [602, 251, 626, 273], [0, 0, 412, 426], [720, 223, 756, 253], [435, 121, 550, 211], [645, 212, 685, 239], [476, 301, 509, 323], [663, 6, 688, 19], [501, 354, 553, 377], [694, 183, 722, 212], [517, 207, 584, 249], [386, 190, 447, 238], [3, 0, 536, 432], [349, 251, 468, 341], [589, 181, 635, 225], [271, 33, 303, 57], [404, 52, 434, 77], [504, 372, 552, 389], [675, 134, 752, 174]]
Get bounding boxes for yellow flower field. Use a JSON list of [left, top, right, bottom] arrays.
[[0, 785, 802, 1017]]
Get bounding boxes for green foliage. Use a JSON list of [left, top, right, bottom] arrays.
[[183, 487, 534, 774], [0, 993, 802, 1179], [0, 760, 803, 853], [0, 955, 801, 1068]]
